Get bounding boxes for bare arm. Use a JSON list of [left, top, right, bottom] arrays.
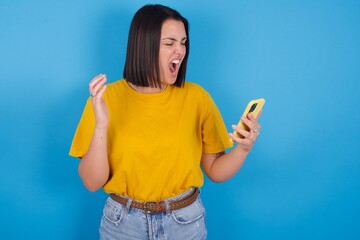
[[201, 112, 261, 182], [78, 74, 109, 192]]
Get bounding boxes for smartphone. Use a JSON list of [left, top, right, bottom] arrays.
[[233, 98, 265, 138]]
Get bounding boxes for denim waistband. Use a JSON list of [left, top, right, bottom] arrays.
[[113, 187, 198, 203], [163, 187, 198, 202], [110, 187, 199, 215]]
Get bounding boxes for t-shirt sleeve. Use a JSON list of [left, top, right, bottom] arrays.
[[201, 93, 233, 153], [69, 98, 96, 158]]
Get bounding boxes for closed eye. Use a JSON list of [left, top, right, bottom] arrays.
[[161, 37, 187, 46], [181, 38, 187, 45]]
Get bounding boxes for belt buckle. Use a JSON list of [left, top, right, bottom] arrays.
[[144, 202, 157, 214]]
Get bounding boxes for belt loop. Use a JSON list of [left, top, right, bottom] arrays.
[[125, 197, 133, 214], [164, 200, 171, 216]]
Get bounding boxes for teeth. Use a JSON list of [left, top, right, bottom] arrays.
[[172, 59, 180, 64]]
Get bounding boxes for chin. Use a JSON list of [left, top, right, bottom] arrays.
[[165, 77, 177, 85]]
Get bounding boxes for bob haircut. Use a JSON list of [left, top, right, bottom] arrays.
[[123, 4, 189, 88]]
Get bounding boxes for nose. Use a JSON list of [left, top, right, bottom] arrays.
[[174, 42, 185, 55]]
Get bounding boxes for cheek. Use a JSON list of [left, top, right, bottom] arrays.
[[159, 48, 171, 60], [159, 49, 172, 65], [159, 56, 168, 74], [183, 45, 187, 53]]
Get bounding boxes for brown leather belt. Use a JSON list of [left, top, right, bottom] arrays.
[[110, 188, 199, 213]]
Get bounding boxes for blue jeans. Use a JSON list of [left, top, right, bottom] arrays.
[[99, 188, 207, 240]]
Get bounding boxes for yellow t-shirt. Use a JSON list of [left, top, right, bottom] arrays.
[[69, 80, 233, 201]]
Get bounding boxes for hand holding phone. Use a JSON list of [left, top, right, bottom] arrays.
[[233, 98, 265, 139]]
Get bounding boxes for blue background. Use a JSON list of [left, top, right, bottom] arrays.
[[1, 0, 359, 239]]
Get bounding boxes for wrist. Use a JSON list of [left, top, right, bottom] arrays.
[[235, 143, 252, 153], [94, 124, 108, 131]]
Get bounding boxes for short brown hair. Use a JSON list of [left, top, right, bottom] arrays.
[[123, 4, 189, 88]]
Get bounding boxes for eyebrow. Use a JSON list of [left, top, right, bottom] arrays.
[[161, 37, 187, 41]]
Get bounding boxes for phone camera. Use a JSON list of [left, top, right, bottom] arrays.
[[249, 103, 258, 113]]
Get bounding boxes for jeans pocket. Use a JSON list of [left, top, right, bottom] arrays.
[[102, 198, 126, 225], [171, 198, 205, 225]]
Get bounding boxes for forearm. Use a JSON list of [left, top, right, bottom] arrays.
[[78, 126, 109, 192], [204, 145, 250, 183], [205, 111, 262, 182]]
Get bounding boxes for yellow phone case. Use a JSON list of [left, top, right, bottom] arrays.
[[234, 98, 265, 138]]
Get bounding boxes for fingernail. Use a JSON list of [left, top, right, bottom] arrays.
[[232, 125, 236, 129], [249, 113, 253, 118]]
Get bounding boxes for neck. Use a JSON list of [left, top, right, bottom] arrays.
[[129, 83, 168, 93]]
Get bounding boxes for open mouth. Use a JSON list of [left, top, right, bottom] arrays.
[[169, 59, 181, 76]]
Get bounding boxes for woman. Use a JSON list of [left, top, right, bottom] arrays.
[[70, 4, 261, 240]]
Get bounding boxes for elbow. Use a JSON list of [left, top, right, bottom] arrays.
[[206, 171, 228, 183], [78, 167, 107, 192], [205, 167, 236, 183], [80, 175, 106, 192], [83, 181, 102, 192], [208, 175, 227, 183]]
